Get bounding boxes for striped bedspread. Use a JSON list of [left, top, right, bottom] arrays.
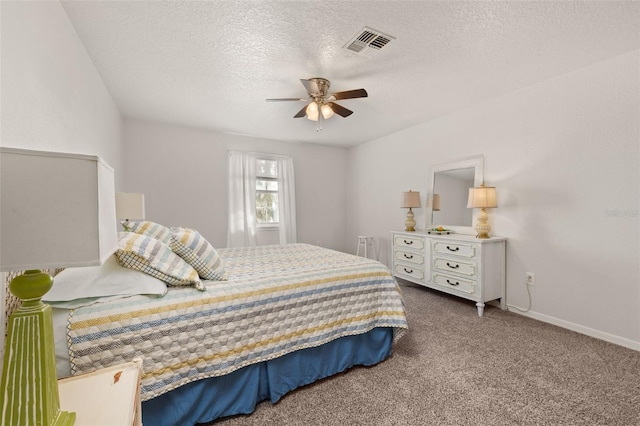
[[67, 244, 408, 401]]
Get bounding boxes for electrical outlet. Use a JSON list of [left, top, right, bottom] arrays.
[[526, 272, 535, 286]]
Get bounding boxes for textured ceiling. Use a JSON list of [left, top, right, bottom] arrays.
[[61, 1, 639, 147]]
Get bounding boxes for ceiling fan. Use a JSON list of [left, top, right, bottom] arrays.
[[266, 78, 368, 125]]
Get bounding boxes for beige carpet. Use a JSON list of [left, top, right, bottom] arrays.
[[212, 281, 640, 425]]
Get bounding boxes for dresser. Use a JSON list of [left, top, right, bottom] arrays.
[[391, 231, 506, 317]]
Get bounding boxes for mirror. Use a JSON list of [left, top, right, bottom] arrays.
[[427, 156, 484, 234]]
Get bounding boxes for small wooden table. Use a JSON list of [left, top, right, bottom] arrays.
[[58, 359, 142, 426]]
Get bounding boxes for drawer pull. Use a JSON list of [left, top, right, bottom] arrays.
[[404, 267, 413, 274], [404, 240, 413, 245], [403, 254, 414, 259], [446, 246, 459, 252], [446, 262, 459, 269], [446, 279, 460, 286]]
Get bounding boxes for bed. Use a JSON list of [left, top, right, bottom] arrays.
[[48, 242, 407, 425]]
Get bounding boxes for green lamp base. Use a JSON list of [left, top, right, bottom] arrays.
[[54, 411, 76, 425], [1, 270, 76, 425]]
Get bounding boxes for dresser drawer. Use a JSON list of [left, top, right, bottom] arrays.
[[395, 249, 424, 265], [394, 263, 424, 281], [433, 241, 477, 258], [394, 235, 425, 250], [433, 273, 476, 295], [433, 257, 476, 277]]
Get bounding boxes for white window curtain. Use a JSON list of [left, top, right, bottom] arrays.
[[227, 151, 297, 248], [276, 156, 297, 245]]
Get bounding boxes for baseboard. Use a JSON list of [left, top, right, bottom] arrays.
[[507, 304, 640, 352]]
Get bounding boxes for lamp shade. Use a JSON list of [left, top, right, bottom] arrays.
[[467, 186, 498, 209], [0, 148, 118, 271], [116, 192, 146, 221], [430, 194, 441, 211], [401, 190, 421, 208]]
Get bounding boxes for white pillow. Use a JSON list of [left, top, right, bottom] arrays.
[[43, 255, 167, 308]]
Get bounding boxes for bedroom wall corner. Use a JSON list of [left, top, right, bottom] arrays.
[[347, 50, 640, 349], [0, 0, 125, 187], [0, 0, 125, 364]]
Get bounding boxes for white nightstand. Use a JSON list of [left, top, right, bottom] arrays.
[[58, 359, 143, 426]]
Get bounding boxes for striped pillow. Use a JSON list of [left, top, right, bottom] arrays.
[[170, 228, 227, 281], [115, 232, 204, 291], [121, 220, 171, 244]]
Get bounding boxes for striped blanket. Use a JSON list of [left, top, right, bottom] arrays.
[[67, 244, 408, 401]]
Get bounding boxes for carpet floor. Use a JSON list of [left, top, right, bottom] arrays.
[[213, 281, 640, 425]]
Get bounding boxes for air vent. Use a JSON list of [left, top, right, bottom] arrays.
[[344, 27, 395, 57]]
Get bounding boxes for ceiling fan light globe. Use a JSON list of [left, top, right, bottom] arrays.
[[306, 102, 318, 115], [306, 109, 319, 121], [321, 104, 334, 119]]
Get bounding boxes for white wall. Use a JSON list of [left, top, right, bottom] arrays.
[[0, 1, 124, 359], [0, 0, 124, 185], [123, 118, 348, 251], [347, 51, 640, 349]]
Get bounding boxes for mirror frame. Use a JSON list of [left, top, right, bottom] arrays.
[[426, 155, 484, 235]]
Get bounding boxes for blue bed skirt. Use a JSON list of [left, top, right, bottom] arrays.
[[142, 327, 394, 426]]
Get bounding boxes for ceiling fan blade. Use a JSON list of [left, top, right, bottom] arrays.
[[266, 98, 306, 102], [331, 88, 368, 100], [300, 79, 320, 95], [293, 105, 308, 118], [327, 102, 353, 118]]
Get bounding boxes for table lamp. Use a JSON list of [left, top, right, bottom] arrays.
[[0, 148, 118, 426], [116, 192, 146, 226], [467, 185, 498, 238], [429, 194, 441, 211], [401, 190, 421, 232]]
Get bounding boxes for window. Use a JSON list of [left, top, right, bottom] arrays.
[[255, 159, 279, 224], [227, 151, 296, 247]]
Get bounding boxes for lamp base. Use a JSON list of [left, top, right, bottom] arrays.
[[1, 270, 76, 425], [55, 413, 76, 426], [404, 208, 416, 232], [474, 208, 491, 239]]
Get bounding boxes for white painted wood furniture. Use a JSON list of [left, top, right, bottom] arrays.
[[58, 359, 143, 426], [392, 231, 506, 316]]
